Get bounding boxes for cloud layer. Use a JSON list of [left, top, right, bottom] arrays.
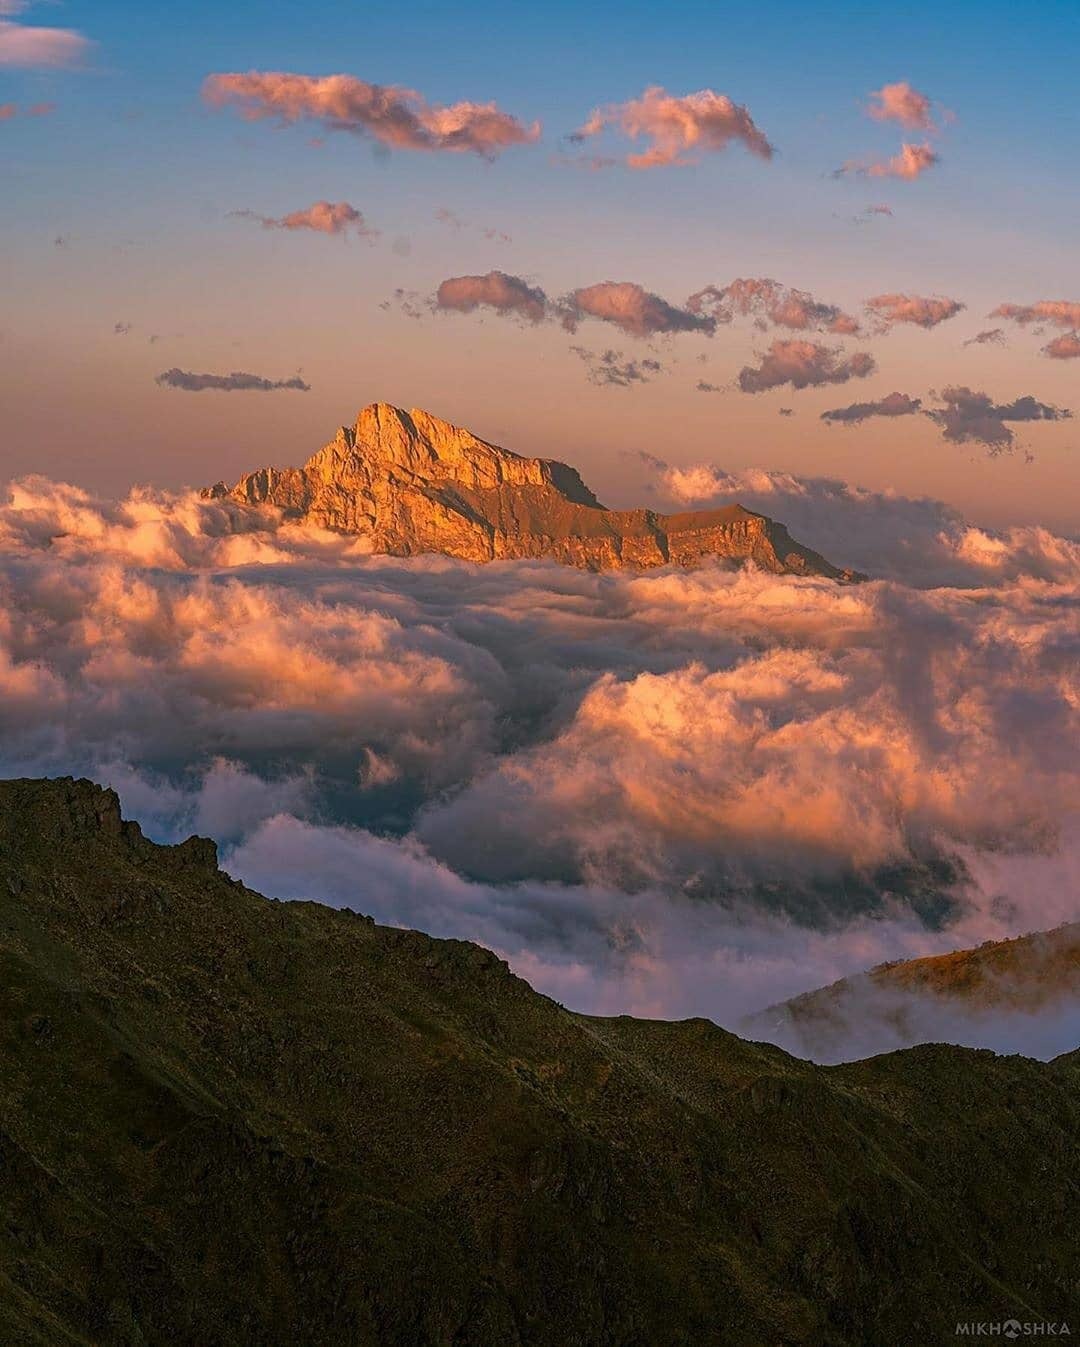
[[1, 467, 1077, 1054]]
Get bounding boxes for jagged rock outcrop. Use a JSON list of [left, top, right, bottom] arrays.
[[203, 402, 862, 578]]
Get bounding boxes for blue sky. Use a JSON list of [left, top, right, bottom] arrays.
[[2, 0, 1079, 526]]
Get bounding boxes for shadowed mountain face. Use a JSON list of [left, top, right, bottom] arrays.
[[745, 923, 1080, 1061], [203, 402, 861, 577], [1, 777, 1078, 1346]]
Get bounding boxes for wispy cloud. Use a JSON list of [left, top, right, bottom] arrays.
[[0, 18, 93, 68], [964, 328, 1006, 347], [568, 85, 773, 169], [156, 368, 310, 393], [991, 300, 1080, 330], [203, 71, 540, 158], [837, 142, 939, 181], [821, 391, 922, 424], [571, 346, 663, 386], [867, 81, 936, 131], [687, 277, 861, 335], [231, 200, 378, 238]]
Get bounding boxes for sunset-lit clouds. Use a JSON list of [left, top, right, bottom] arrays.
[[687, 278, 861, 335], [0, 98, 53, 119], [231, 200, 378, 238], [432, 273, 714, 338], [0, 18, 93, 68], [927, 387, 1071, 453], [821, 391, 922, 424], [569, 85, 773, 169], [202, 71, 540, 157], [562, 281, 715, 337], [738, 339, 875, 393], [866, 292, 965, 329], [992, 300, 1080, 330], [156, 368, 311, 393], [435, 271, 548, 323], [1044, 332, 1080, 360], [838, 142, 939, 180], [867, 81, 935, 130]]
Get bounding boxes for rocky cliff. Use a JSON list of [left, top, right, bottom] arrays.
[[0, 776, 1077, 1345], [203, 402, 861, 578]]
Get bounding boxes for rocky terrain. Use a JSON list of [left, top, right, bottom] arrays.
[[746, 922, 1080, 1061], [1, 776, 1078, 1345], [203, 402, 861, 577]]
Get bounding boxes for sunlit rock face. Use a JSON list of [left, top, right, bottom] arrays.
[[203, 402, 861, 577]]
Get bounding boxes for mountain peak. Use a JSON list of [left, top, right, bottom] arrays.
[[203, 402, 860, 578]]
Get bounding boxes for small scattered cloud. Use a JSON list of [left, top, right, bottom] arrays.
[[113, 321, 132, 337], [778, 407, 794, 416], [230, 200, 378, 239], [866, 292, 965, 330], [0, 98, 54, 119], [571, 346, 663, 387], [738, 339, 875, 393], [837, 142, 939, 181], [821, 391, 922, 424], [867, 81, 936, 131], [155, 368, 310, 393], [568, 85, 773, 169], [0, 18, 93, 68], [381, 287, 425, 320], [697, 380, 722, 393], [687, 277, 860, 335], [561, 281, 715, 337], [964, 328, 1006, 348], [202, 72, 540, 159], [434, 207, 511, 244], [991, 300, 1080, 331], [926, 386, 1071, 453], [1044, 332, 1080, 360], [435, 271, 548, 324]]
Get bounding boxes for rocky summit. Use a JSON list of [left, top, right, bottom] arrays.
[[203, 402, 861, 577]]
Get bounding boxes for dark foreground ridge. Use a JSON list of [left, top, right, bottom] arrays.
[[1, 777, 1077, 1345], [203, 402, 864, 578]]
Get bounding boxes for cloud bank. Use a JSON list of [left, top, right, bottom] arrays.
[[1, 466, 1077, 1058]]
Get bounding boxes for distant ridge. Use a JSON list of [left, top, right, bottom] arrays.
[[203, 402, 863, 578]]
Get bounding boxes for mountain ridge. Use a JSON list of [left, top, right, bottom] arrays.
[[202, 402, 863, 578], [0, 774, 1077, 1344]]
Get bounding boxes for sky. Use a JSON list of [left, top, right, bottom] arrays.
[[2, 0, 1079, 528]]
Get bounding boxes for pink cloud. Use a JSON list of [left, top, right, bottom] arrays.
[[927, 387, 1071, 453], [435, 271, 548, 323], [738, 339, 876, 393], [992, 300, 1080, 330], [687, 277, 861, 335], [202, 71, 540, 158], [569, 85, 773, 169], [0, 19, 92, 68], [232, 200, 377, 238], [839, 142, 939, 180], [1044, 332, 1080, 360], [0, 101, 14, 120], [562, 281, 715, 336], [867, 81, 935, 131], [866, 293, 965, 330]]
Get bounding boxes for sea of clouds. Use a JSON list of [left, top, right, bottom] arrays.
[[1, 465, 1078, 1060]]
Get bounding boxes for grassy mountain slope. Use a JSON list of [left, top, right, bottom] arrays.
[[0, 777, 1077, 1345]]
